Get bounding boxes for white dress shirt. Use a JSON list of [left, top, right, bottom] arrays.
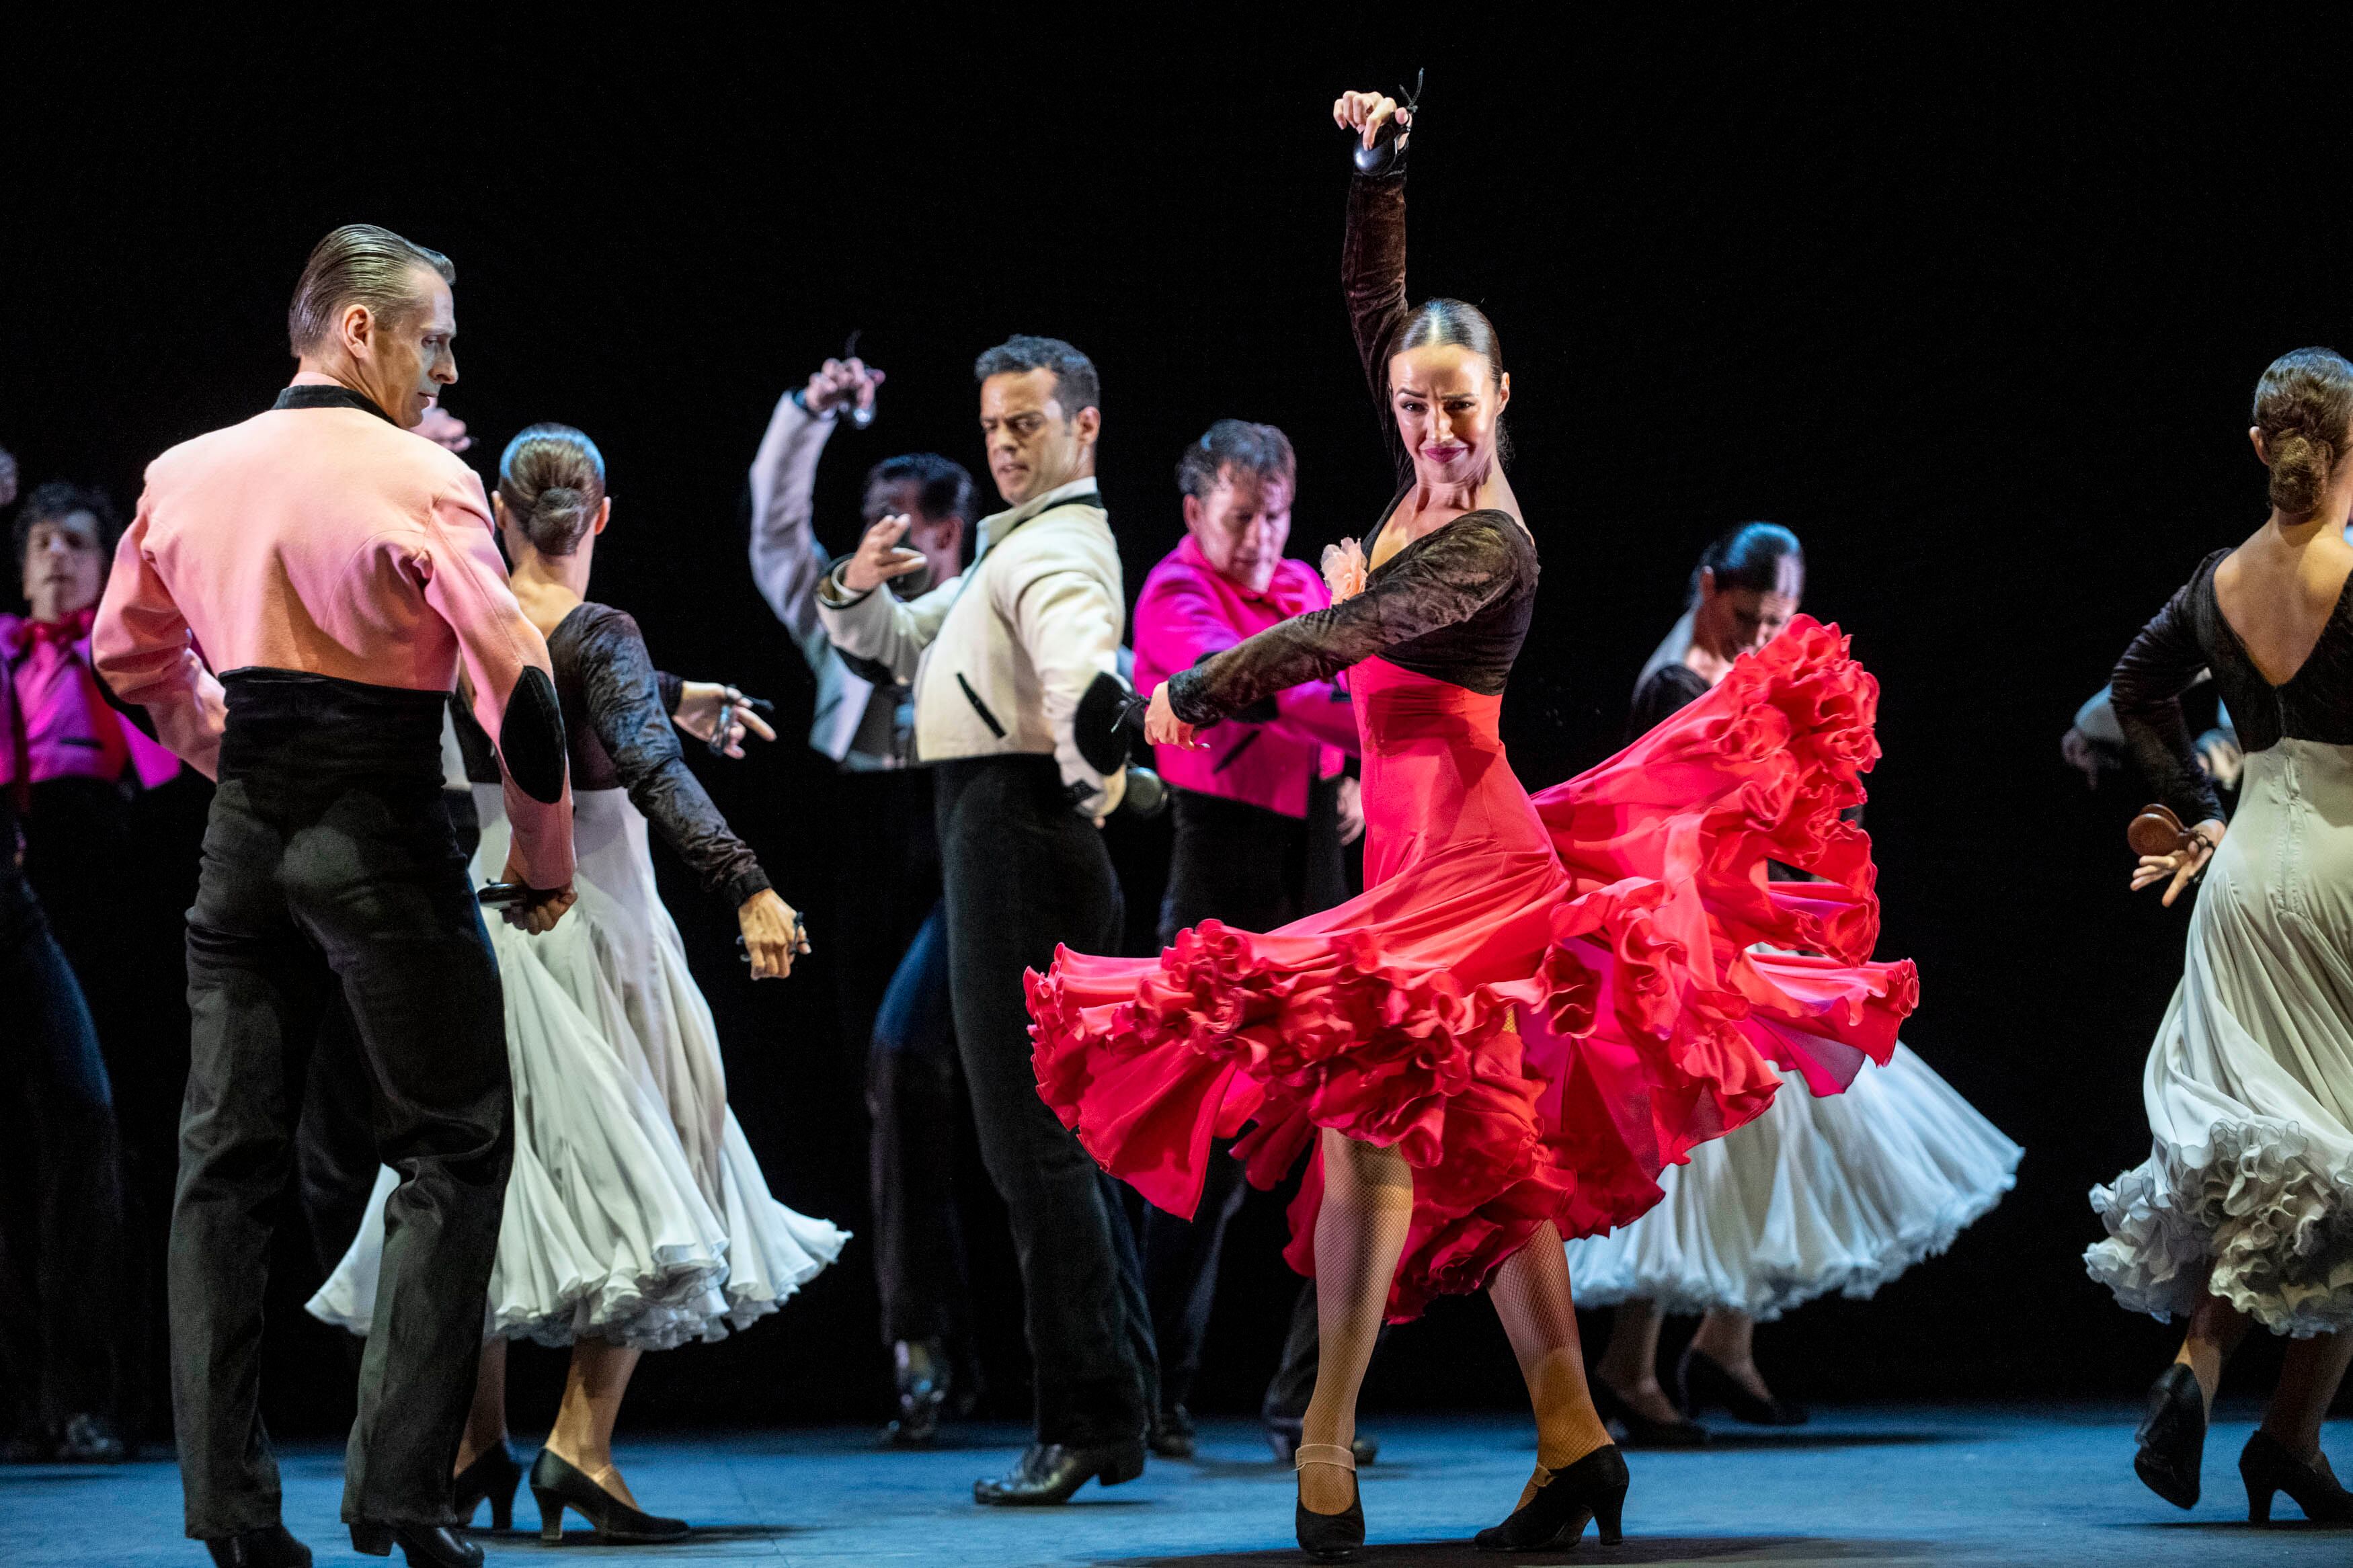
[[817, 475, 1126, 817]]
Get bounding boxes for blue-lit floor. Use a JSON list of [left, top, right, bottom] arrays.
[[7, 1406, 2347, 1567]]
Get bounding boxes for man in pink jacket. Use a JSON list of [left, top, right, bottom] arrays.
[[1128, 420, 1378, 1466], [93, 224, 573, 1568]]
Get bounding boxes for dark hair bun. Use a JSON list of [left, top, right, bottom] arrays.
[[2254, 348, 2353, 515], [496, 424, 606, 557]]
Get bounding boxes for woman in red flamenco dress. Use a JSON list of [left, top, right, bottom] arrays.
[[1025, 87, 1918, 1560]]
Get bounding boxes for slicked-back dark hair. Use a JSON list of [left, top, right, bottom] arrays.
[[288, 224, 455, 357], [973, 335, 1101, 417], [1176, 419, 1296, 501], [1689, 521, 1804, 608], [13, 481, 124, 567], [866, 452, 975, 532]]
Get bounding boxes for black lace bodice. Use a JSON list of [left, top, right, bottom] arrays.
[[1166, 513, 1537, 723], [2112, 548, 2353, 825], [1164, 167, 1538, 725], [551, 604, 770, 909]]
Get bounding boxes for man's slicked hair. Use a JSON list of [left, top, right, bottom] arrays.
[[973, 335, 1101, 417], [287, 224, 456, 357]]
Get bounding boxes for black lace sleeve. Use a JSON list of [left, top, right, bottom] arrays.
[[1628, 663, 1710, 741], [574, 607, 773, 907], [1344, 170, 1412, 481], [2112, 563, 2225, 827], [1168, 515, 1521, 724], [655, 669, 683, 719]]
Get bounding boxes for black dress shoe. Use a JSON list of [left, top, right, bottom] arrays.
[[2132, 1364, 2204, 1510], [349, 1520, 482, 1567], [2239, 1428, 2353, 1524], [530, 1446, 690, 1543], [972, 1438, 1146, 1505], [1265, 1414, 1379, 1467], [52, 1411, 128, 1462], [880, 1336, 953, 1448], [1677, 1347, 1806, 1427], [452, 1439, 523, 1530], [204, 1524, 313, 1568], [1294, 1443, 1365, 1561], [1150, 1404, 1199, 1459], [1589, 1374, 1708, 1448], [1474, 1443, 1629, 1551]]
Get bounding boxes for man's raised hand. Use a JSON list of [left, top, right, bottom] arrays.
[[842, 514, 929, 595], [804, 357, 885, 419]]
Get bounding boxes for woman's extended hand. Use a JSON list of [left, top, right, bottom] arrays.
[[738, 889, 809, 981], [673, 681, 776, 757], [1144, 681, 1201, 750], [2131, 819, 2224, 907], [1332, 89, 1412, 150]]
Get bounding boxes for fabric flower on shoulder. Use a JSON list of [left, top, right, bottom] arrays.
[[1321, 538, 1369, 603]]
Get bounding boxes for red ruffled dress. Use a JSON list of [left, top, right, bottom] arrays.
[[1027, 163, 1915, 1320], [1029, 514, 1913, 1319]]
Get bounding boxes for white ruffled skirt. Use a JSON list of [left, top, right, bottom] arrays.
[[2087, 739, 2353, 1336], [1562, 1042, 2019, 1321], [307, 786, 848, 1351]]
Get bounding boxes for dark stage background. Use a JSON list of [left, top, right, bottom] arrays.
[[7, 13, 2347, 1440]]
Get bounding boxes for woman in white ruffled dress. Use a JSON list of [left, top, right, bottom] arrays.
[[2088, 348, 2353, 1526], [309, 424, 846, 1544], [1566, 524, 2020, 1444]]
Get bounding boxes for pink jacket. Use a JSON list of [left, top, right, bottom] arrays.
[[1, 610, 182, 793], [93, 374, 575, 888], [1131, 536, 1357, 819]]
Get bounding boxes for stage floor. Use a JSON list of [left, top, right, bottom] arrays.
[[8, 1405, 2346, 1567]]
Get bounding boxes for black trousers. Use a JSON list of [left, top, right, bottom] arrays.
[[172, 672, 510, 1538], [0, 852, 125, 1438], [935, 754, 1154, 1447], [1146, 786, 1349, 1420], [866, 899, 969, 1347]]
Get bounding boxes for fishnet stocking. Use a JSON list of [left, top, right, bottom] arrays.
[[1489, 1223, 1612, 1508], [1299, 1128, 1413, 1514]]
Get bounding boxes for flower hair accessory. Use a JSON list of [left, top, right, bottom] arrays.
[[1322, 538, 1368, 604]]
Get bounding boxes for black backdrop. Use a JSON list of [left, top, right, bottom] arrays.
[[7, 13, 2347, 1437]]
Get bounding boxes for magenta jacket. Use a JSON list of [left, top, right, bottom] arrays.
[[2, 609, 182, 795], [1131, 536, 1358, 819]]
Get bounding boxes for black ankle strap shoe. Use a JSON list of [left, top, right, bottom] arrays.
[[1474, 1442, 1628, 1552], [1294, 1442, 1365, 1561]]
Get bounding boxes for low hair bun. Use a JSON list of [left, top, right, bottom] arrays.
[[2253, 348, 2353, 516], [496, 423, 606, 557]]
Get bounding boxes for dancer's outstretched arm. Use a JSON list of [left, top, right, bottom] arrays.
[[1149, 513, 1522, 742]]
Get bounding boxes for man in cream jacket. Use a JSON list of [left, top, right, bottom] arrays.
[[820, 335, 1155, 1505]]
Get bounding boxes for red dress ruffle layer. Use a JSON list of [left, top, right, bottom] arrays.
[[1027, 617, 1918, 1319]]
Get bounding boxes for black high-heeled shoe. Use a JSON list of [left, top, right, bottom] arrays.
[[452, 1440, 522, 1530], [349, 1521, 481, 1568], [2132, 1364, 2204, 1510], [1589, 1373, 1708, 1448], [1474, 1442, 1629, 1552], [2240, 1429, 2353, 1525], [1293, 1442, 1365, 1561], [530, 1447, 690, 1544], [1677, 1346, 1807, 1427]]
